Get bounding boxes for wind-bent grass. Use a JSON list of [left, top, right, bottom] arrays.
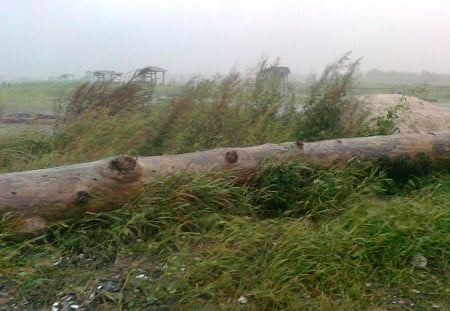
[[1, 55, 449, 309], [1, 167, 448, 309]]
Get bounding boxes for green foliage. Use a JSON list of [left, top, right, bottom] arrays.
[[1, 53, 382, 172], [64, 73, 154, 121], [249, 159, 390, 217], [1, 56, 449, 309], [155, 63, 297, 153], [1, 167, 448, 309], [0, 129, 54, 172], [295, 52, 367, 141], [407, 82, 429, 98]]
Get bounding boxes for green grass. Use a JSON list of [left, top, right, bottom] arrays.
[[0, 167, 448, 310], [1, 57, 449, 309], [0, 80, 184, 115], [0, 81, 80, 114]]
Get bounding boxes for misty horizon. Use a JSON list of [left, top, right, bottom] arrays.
[[2, 0, 450, 80], [4, 67, 450, 86]]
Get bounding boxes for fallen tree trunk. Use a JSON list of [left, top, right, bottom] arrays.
[[2, 131, 450, 233]]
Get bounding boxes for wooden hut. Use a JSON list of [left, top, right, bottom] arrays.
[[92, 70, 117, 82], [136, 66, 167, 85], [259, 66, 291, 95]]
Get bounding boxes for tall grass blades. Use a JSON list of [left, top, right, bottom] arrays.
[[296, 52, 369, 141], [1, 55, 448, 309]]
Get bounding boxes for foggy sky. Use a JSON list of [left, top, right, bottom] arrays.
[[1, 0, 450, 79]]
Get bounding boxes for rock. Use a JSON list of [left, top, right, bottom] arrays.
[[411, 254, 427, 268]]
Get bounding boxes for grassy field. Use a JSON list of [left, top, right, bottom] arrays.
[[0, 81, 81, 114], [2, 77, 450, 116], [0, 58, 449, 310], [0, 80, 184, 115]]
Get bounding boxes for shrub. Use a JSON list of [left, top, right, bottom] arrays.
[[64, 71, 153, 121], [249, 158, 390, 217], [295, 52, 367, 141]]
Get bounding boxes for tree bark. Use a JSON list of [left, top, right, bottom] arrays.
[[1, 131, 450, 233]]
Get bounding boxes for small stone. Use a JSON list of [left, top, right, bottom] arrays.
[[411, 254, 427, 268], [69, 304, 80, 310], [412, 289, 420, 294], [432, 303, 440, 309], [238, 295, 248, 304], [365, 282, 372, 287]]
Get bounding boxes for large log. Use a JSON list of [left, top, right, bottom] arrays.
[[1, 131, 450, 233]]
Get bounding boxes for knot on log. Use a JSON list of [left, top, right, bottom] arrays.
[[225, 150, 239, 164], [296, 141, 304, 148], [110, 155, 137, 173], [104, 155, 143, 182], [75, 191, 90, 204]]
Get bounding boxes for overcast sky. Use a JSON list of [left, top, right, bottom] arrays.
[[1, 0, 450, 79]]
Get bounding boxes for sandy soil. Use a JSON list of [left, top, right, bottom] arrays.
[[356, 94, 450, 134]]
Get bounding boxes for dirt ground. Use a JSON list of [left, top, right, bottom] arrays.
[[357, 94, 450, 134]]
